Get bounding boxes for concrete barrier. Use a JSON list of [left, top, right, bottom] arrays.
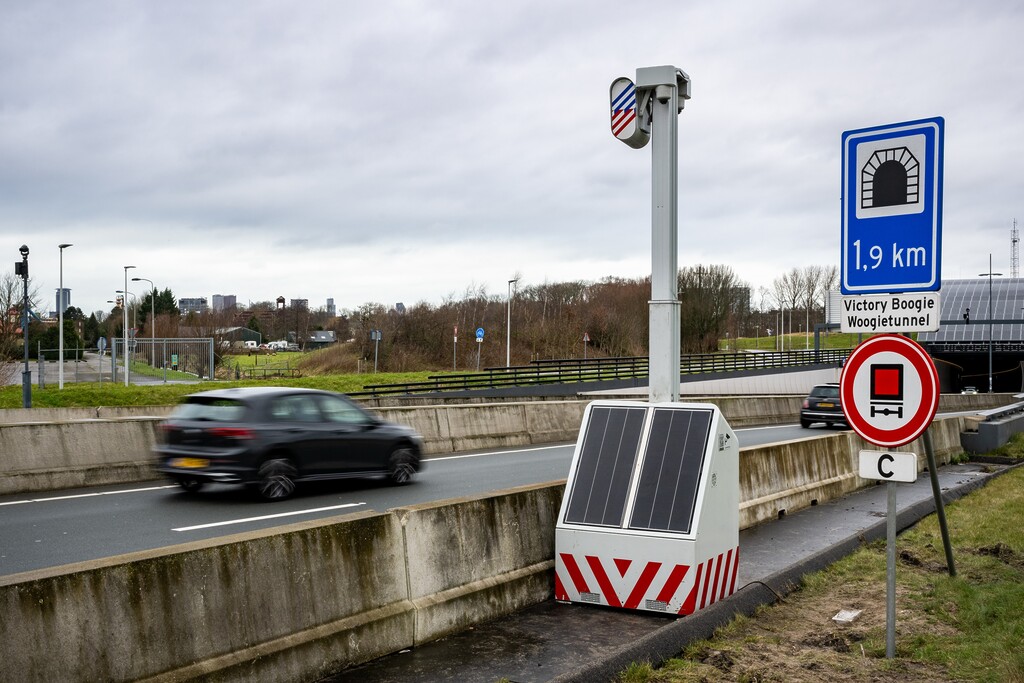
[[739, 415, 966, 528], [0, 485, 563, 683], [0, 414, 972, 681], [0, 395, 1000, 496]]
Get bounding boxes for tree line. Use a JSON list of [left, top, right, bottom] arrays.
[[1, 264, 837, 377]]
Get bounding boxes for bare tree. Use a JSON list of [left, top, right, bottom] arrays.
[[0, 272, 41, 383]]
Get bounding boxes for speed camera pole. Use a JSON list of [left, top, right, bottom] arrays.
[[610, 66, 691, 403]]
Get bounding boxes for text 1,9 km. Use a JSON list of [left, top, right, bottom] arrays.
[[851, 240, 927, 271]]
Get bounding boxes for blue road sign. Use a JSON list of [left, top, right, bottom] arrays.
[[475, 327, 485, 340], [841, 118, 943, 294]]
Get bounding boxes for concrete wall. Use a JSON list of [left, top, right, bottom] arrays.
[[0, 415, 969, 682], [739, 415, 965, 528], [0, 485, 562, 683], [0, 393, 1002, 497]]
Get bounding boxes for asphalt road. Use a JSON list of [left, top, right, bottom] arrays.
[[0, 423, 817, 577]]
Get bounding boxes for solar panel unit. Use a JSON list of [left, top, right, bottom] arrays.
[[555, 400, 740, 617], [628, 408, 712, 534], [562, 405, 646, 527]]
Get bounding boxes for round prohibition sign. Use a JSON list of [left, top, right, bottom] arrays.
[[840, 334, 939, 448]]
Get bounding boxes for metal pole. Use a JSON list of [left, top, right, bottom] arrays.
[[133, 277, 156, 368], [640, 66, 684, 403], [58, 243, 72, 389], [123, 266, 135, 386], [506, 278, 518, 368], [988, 254, 994, 393], [886, 480, 897, 659], [19, 245, 31, 408], [923, 429, 956, 576]]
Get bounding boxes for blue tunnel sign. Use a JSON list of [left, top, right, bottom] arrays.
[[841, 118, 944, 294]]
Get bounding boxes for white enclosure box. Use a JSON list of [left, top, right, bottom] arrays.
[[555, 400, 739, 616]]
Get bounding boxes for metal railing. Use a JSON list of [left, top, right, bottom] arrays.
[[350, 349, 852, 397]]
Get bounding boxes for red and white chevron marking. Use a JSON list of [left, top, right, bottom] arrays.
[[555, 547, 739, 615]]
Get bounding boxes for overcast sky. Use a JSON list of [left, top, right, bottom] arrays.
[[2, 1, 1022, 317]]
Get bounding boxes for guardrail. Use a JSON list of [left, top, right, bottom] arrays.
[[351, 349, 852, 397]]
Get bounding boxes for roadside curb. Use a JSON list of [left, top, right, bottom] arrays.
[[549, 462, 1023, 683]]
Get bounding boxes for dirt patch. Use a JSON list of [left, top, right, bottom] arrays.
[[653, 572, 959, 682], [976, 543, 1024, 569]]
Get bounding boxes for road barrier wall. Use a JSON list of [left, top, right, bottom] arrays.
[[1, 416, 970, 681], [739, 415, 965, 528], [0, 485, 563, 682], [0, 415, 970, 681], [0, 394, 998, 496]]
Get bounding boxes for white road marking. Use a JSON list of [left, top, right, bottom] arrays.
[[0, 485, 177, 507], [430, 444, 567, 462], [172, 502, 366, 532]]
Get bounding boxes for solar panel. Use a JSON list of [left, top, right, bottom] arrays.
[[563, 405, 646, 527], [918, 278, 1024, 344], [628, 408, 713, 534]]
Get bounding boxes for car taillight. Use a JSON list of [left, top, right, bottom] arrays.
[[208, 427, 254, 440], [802, 399, 810, 408]]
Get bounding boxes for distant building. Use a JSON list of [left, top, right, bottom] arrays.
[[395, 302, 406, 314], [212, 294, 237, 311], [326, 298, 336, 317], [55, 288, 71, 315], [179, 297, 209, 315], [307, 330, 337, 349], [290, 299, 308, 310]]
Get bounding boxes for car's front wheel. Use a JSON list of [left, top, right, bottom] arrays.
[[257, 458, 297, 500], [177, 477, 204, 493], [387, 448, 418, 485]]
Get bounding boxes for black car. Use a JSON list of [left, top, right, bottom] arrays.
[[800, 383, 845, 428], [155, 387, 424, 500]]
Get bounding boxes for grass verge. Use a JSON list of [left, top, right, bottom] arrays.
[[620, 462, 1024, 682]]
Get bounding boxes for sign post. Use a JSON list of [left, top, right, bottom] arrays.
[[841, 333, 950, 658], [475, 327, 484, 371]]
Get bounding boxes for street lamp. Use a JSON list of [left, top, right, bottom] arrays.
[[116, 291, 138, 329], [58, 243, 73, 389], [132, 277, 155, 367], [16, 245, 30, 407], [506, 277, 519, 368], [979, 254, 1003, 394], [123, 265, 135, 386]]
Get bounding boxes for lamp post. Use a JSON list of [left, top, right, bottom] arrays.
[[16, 245, 30, 407], [123, 265, 135, 386], [132, 277, 155, 367], [58, 243, 73, 389], [506, 277, 519, 368], [979, 254, 1003, 394]]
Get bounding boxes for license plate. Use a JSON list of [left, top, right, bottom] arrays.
[[818, 402, 834, 408], [170, 457, 209, 469]]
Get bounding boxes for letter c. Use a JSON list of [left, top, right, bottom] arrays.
[[877, 453, 895, 479]]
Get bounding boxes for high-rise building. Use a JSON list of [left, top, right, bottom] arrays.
[[290, 299, 309, 310], [55, 288, 71, 315], [179, 297, 209, 314], [326, 298, 336, 317], [212, 294, 237, 311]]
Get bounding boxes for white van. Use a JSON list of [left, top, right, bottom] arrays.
[[244, 340, 258, 350]]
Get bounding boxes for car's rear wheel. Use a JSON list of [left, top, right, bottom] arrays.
[[387, 448, 417, 485], [800, 418, 811, 428], [257, 458, 297, 500], [177, 477, 204, 493]]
